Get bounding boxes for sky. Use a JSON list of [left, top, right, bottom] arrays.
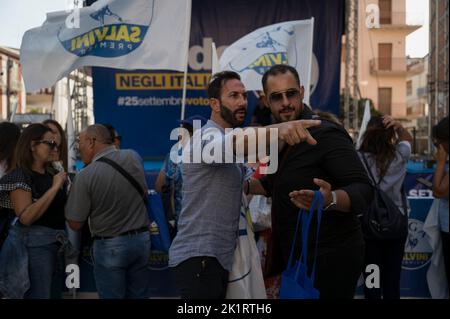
[[0, 0, 430, 58], [405, 0, 429, 58]]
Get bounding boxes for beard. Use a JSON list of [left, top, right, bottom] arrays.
[[273, 105, 301, 123], [220, 103, 247, 127]]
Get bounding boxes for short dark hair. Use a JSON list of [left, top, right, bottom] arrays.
[[432, 116, 449, 142], [85, 124, 114, 145], [207, 71, 241, 99], [0, 122, 21, 172], [261, 64, 301, 93], [14, 123, 52, 174]]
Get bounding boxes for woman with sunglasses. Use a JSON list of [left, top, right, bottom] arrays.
[[0, 123, 68, 298], [43, 119, 68, 173]]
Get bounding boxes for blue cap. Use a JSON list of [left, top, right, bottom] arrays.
[[178, 115, 208, 127]]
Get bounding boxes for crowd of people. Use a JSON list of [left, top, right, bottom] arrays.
[[0, 64, 448, 299]]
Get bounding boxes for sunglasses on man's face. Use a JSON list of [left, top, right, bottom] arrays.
[[36, 140, 59, 150], [268, 89, 300, 104]]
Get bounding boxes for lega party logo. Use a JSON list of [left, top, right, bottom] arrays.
[[402, 219, 432, 270], [228, 24, 297, 76], [58, 0, 154, 58]]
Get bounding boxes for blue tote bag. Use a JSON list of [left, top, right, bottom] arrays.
[[279, 191, 324, 299], [147, 191, 172, 252]]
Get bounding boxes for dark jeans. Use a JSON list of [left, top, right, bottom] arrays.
[[92, 231, 151, 299], [313, 244, 365, 299], [441, 231, 450, 289], [363, 237, 406, 299], [24, 242, 60, 299], [171, 256, 229, 299]]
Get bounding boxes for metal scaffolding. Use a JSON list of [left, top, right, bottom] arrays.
[[344, 0, 359, 131], [428, 0, 449, 153], [70, 69, 89, 136]]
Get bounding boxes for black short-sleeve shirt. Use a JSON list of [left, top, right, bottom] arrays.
[[0, 168, 66, 230], [260, 107, 373, 264]]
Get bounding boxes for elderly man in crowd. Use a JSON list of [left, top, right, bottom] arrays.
[[65, 124, 150, 299]]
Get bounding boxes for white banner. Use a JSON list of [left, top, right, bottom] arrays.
[[219, 19, 314, 104], [20, 0, 191, 92], [356, 100, 372, 149]]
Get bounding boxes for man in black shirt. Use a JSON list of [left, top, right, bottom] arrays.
[[248, 65, 373, 299]]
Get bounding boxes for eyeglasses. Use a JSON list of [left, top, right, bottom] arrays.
[[36, 140, 59, 150], [268, 89, 300, 105]]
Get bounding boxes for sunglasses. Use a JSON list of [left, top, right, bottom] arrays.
[[268, 89, 300, 104], [36, 140, 59, 150]]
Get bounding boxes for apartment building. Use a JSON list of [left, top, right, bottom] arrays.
[[406, 55, 428, 118], [405, 55, 428, 153], [0, 46, 26, 120], [341, 0, 423, 118]]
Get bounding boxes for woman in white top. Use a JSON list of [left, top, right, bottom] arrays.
[[358, 115, 413, 299]]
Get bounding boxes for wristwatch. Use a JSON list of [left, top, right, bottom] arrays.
[[323, 191, 337, 211]]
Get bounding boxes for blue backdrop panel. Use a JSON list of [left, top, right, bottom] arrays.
[[92, 0, 345, 158], [400, 198, 433, 298]]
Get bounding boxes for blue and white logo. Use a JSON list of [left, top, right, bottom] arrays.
[[228, 24, 298, 76], [89, 5, 123, 25], [58, 0, 154, 58], [402, 219, 432, 271]]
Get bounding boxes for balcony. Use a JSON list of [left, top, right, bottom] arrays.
[[370, 58, 406, 76], [378, 11, 423, 31], [407, 60, 425, 75], [416, 87, 428, 98], [375, 103, 407, 117], [407, 101, 426, 118]]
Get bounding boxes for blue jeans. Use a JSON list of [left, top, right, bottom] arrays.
[[0, 224, 67, 299], [24, 242, 60, 299], [92, 231, 150, 299]]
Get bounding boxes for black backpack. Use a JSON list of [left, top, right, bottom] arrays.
[[359, 153, 408, 240]]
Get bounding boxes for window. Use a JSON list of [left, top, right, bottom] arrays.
[[378, 43, 393, 71], [407, 81, 412, 96], [378, 87, 392, 115], [379, 0, 392, 24]]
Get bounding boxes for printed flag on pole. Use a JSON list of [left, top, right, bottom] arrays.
[[219, 19, 314, 104], [356, 100, 372, 149], [20, 0, 192, 92]]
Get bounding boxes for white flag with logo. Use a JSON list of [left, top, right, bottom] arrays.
[[220, 19, 314, 104], [356, 100, 372, 149], [20, 0, 191, 92]]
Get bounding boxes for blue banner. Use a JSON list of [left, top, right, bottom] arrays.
[[92, 0, 345, 158]]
